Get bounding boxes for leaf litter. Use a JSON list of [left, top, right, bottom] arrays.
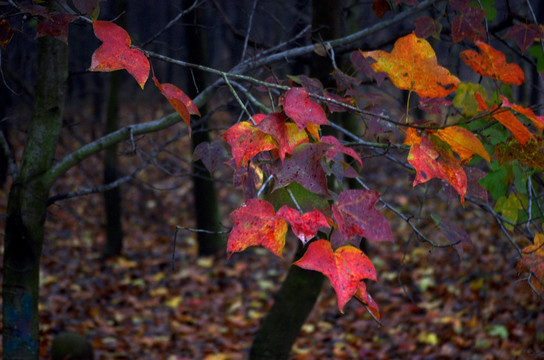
[[0, 97, 542, 360]]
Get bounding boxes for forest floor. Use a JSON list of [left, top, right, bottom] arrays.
[[1, 95, 544, 360]]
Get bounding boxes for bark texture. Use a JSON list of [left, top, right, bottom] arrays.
[[249, 245, 324, 360], [2, 34, 68, 359]]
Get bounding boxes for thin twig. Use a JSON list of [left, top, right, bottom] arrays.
[[471, 198, 524, 257], [222, 74, 255, 124], [176, 225, 229, 234], [142, 0, 203, 47], [230, 80, 272, 114], [525, 0, 544, 63], [355, 177, 447, 247], [257, 174, 274, 198], [0, 125, 17, 179], [0, 50, 19, 95], [47, 125, 189, 204], [286, 187, 303, 213], [241, 0, 259, 61]]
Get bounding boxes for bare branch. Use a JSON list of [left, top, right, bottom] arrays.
[[141, 0, 204, 47], [47, 124, 190, 204], [241, 0, 259, 61], [44, 0, 445, 192]]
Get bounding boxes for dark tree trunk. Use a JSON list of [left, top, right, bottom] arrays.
[[183, 0, 224, 255], [101, 0, 127, 259], [310, 0, 342, 84], [102, 69, 124, 258], [249, 244, 324, 360], [0, 82, 12, 187], [2, 33, 68, 359]]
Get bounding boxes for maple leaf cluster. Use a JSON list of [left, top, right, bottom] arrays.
[[220, 85, 388, 313], [9, 0, 544, 320]]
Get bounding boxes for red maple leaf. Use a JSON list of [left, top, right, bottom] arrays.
[[227, 199, 287, 259], [36, 13, 76, 43], [222, 121, 277, 168], [451, 5, 486, 43], [276, 205, 329, 244], [355, 282, 380, 320], [283, 87, 329, 131], [321, 136, 363, 167], [272, 143, 330, 196], [0, 19, 14, 49], [372, 0, 391, 18], [294, 240, 377, 312], [256, 112, 308, 163], [89, 20, 150, 89], [332, 189, 394, 244], [153, 76, 200, 131], [413, 16, 441, 39], [504, 23, 544, 54]]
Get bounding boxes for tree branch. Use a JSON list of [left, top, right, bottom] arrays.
[[43, 0, 444, 190]]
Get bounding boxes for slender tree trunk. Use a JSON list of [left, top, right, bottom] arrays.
[[101, 0, 127, 258], [183, 0, 224, 255], [310, 0, 342, 84], [249, 244, 324, 359], [0, 83, 12, 187], [102, 69, 124, 258], [2, 34, 68, 359]]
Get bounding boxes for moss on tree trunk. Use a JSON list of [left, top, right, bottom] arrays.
[[2, 34, 68, 359]]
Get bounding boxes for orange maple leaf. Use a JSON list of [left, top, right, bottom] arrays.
[[517, 233, 544, 292], [405, 128, 467, 205], [360, 33, 460, 98], [500, 95, 544, 132], [434, 126, 490, 164], [460, 42, 525, 85], [475, 93, 533, 146]]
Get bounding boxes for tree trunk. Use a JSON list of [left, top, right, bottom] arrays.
[[2, 34, 68, 359], [101, 0, 127, 258], [102, 70, 124, 258], [310, 0, 342, 85], [183, 0, 224, 255], [249, 244, 324, 360]]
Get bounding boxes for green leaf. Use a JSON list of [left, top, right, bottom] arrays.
[[265, 182, 330, 213], [479, 162, 508, 200], [482, 124, 510, 146], [512, 163, 527, 195], [529, 44, 544, 73], [478, 0, 497, 21], [452, 82, 488, 117], [493, 193, 527, 230], [487, 324, 509, 340]]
